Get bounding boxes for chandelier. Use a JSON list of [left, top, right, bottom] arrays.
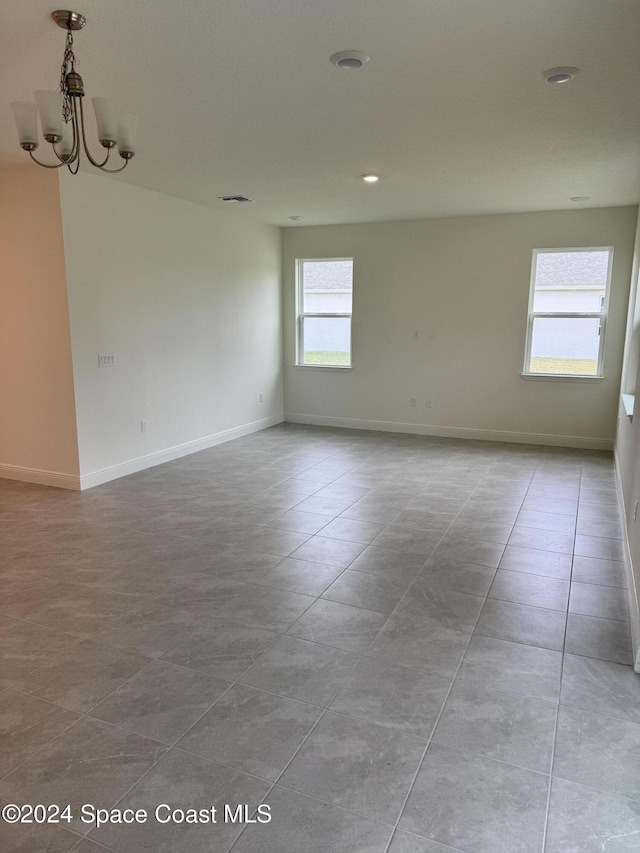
[[10, 10, 137, 174]]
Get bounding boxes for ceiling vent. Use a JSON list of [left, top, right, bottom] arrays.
[[218, 194, 253, 203]]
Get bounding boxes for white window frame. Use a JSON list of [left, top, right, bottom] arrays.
[[523, 246, 614, 380], [295, 257, 353, 369]]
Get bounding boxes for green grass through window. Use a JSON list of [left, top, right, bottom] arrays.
[[303, 351, 350, 365], [530, 357, 598, 376]]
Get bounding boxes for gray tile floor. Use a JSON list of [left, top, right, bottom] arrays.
[[1, 424, 639, 852]]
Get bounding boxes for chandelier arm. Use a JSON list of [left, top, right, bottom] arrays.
[[67, 157, 81, 175], [94, 159, 130, 174], [65, 99, 83, 164], [54, 107, 81, 164], [77, 98, 111, 169], [28, 150, 68, 169]]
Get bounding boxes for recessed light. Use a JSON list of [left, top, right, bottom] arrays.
[[218, 195, 253, 203], [570, 196, 590, 202], [330, 50, 370, 69], [361, 174, 379, 183], [288, 215, 303, 221], [542, 66, 580, 84]]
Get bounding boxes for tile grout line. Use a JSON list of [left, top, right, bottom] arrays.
[[380, 453, 543, 852], [539, 456, 589, 853], [0, 651, 169, 788]]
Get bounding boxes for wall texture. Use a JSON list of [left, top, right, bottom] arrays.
[[59, 172, 283, 484], [0, 166, 79, 484], [283, 207, 637, 448]]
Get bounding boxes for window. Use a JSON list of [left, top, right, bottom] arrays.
[[524, 247, 613, 378], [296, 258, 353, 367]]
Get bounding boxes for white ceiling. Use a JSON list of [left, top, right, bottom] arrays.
[[1, 0, 640, 226]]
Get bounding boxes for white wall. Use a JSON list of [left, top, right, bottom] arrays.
[[283, 207, 637, 448], [58, 172, 283, 483], [617, 208, 640, 505], [615, 207, 640, 669], [0, 166, 80, 485], [616, 390, 640, 671]]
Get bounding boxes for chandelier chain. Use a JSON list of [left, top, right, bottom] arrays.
[[59, 29, 77, 123]]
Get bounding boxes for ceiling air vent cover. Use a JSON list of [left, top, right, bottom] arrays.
[[218, 195, 253, 203]]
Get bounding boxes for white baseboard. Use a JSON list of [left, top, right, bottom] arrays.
[[614, 451, 640, 672], [79, 414, 284, 490], [0, 414, 284, 493], [0, 464, 81, 491], [284, 413, 613, 451]]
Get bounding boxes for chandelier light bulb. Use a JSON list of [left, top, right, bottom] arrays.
[[117, 113, 138, 157], [92, 97, 120, 147], [9, 101, 39, 148], [34, 90, 64, 141]]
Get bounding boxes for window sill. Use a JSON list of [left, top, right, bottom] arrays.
[[294, 364, 352, 371], [622, 393, 635, 420], [521, 373, 603, 383]]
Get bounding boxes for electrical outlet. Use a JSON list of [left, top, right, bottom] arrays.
[[259, 392, 264, 403], [140, 420, 149, 433], [409, 397, 417, 407], [635, 500, 638, 522], [426, 399, 433, 408]]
